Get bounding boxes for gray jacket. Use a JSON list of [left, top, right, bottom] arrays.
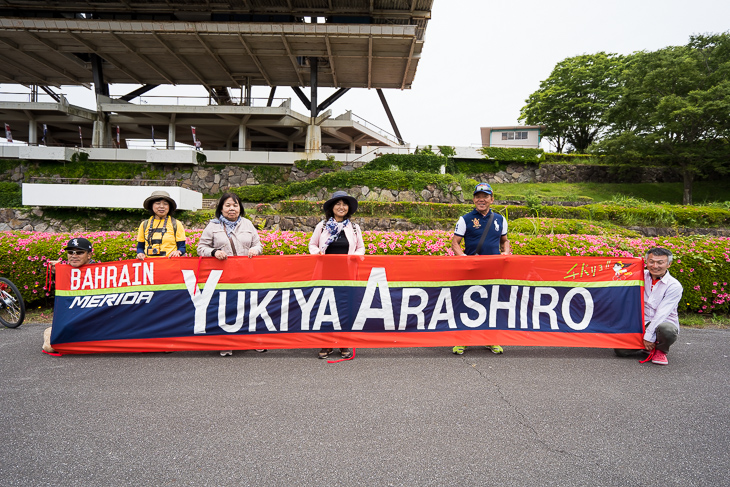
[[196, 218, 263, 257]]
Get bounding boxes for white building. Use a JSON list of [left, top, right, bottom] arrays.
[[480, 126, 544, 149]]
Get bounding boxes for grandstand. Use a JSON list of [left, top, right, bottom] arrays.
[[0, 0, 432, 160]]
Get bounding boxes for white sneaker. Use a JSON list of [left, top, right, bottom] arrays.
[[219, 350, 233, 356]]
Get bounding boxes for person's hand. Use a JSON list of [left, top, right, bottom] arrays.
[[248, 249, 259, 259], [643, 340, 655, 351], [136, 252, 146, 260], [214, 249, 227, 261], [48, 259, 60, 273], [167, 250, 182, 258]]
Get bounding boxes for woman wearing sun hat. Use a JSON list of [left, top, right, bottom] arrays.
[[308, 190, 365, 359], [136, 190, 187, 260]]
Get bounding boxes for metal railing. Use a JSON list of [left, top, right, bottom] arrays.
[[29, 177, 170, 186], [0, 91, 66, 103], [349, 113, 401, 144], [115, 95, 290, 108]]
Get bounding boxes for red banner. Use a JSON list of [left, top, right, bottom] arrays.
[[52, 255, 645, 353]]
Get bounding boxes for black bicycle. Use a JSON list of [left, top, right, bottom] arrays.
[[0, 277, 25, 328]]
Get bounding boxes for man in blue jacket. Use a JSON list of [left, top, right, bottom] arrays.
[[450, 183, 511, 355]]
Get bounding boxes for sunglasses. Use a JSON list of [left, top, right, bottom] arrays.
[[66, 250, 88, 256]]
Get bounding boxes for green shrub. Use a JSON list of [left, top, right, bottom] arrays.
[[0, 181, 21, 207], [479, 147, 543, 163], [232, 169, 467, 203], [294, 159, 343, 172], [363, 154, 448, 173], [454, 159, 510, 175], [246, 165, 289, 184], [70, 152, 89, 163], [542, 153, 601, 164], [26, 160, 151, 181], [509, 218, 641, 237]]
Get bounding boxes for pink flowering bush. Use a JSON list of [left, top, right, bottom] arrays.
[[2, 230, 728, 314]]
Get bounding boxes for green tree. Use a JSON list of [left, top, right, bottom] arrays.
[[597, 33, 730, 204], [519, 52, 626, 153]]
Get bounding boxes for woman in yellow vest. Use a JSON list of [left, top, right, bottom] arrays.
[[136, 190, 187, 259]]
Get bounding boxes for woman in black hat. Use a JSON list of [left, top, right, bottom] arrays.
[[136, 190, 187, 260], [308, 190, 365, 359]]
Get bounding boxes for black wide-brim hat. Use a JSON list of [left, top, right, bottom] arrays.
[[323, 190, 358, 215], [143, 190, 177, 213]]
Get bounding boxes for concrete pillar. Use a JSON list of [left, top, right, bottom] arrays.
[[349, 141, 355, 153], [168, 122, 176, 149], [306, 124, 321, 153], [92, 119, 112, 148], [238, 124, 247, 151], [28, 119, 37, 146]]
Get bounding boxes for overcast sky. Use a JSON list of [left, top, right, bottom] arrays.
[[2, 0, 729, 149]]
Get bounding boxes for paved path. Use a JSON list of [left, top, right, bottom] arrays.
[[1, 323, 728, 487]]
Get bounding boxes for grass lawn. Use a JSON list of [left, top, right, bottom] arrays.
[[493, 180, 730, 204]]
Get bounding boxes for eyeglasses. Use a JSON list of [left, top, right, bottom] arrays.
[[67, 250, 88, 256]]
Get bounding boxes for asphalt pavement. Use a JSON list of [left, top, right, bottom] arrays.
[[1, 323, 729, 487]]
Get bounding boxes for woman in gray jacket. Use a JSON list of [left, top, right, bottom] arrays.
[[197, 192, 264, 357]]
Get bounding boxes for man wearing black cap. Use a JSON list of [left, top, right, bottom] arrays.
[[450, 182, 510, 356], [49, 237, 95, 270], [44, 238, 95, 355]]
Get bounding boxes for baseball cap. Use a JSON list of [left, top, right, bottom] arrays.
[[64, 237, 93, 252], [473, 183, 493, 195]]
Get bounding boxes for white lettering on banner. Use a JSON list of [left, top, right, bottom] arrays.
[[294, 288, 321, 331], [533, 287, 559, 330], [69, 262, 154, 291], [520, 286, 530, 329], [69, 291, 155, 309], [106, 266, 118, 288], [94, 267, 105, 289], [460, 286, 488, 328], [427, 288, 457, 329], [489, 285, 518, 329], [562, 288, 594, 330], [70, 268, 81, 290], [313, 288, 341, 331], [182, 269, 223, 334], [178, 266, 599, 334], [248, 291, 278, 332], [82, 270, 93, 290], [218, 291, 245, 333], [132, 262, 142, 286], [398, 288, 429, 330], [352, 267, 395, 331], [279, 289, 290, 332], [118, 265, 131, 287]]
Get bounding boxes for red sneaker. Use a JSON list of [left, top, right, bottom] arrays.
[[651, 349, 668, 365]]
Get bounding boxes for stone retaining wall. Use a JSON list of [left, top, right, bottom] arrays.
[[3, 207, 727, 237], [472, 163, 680, 185], [1, 160, 681, 198]]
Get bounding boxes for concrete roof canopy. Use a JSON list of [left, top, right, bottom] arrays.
[[0, 0, 433, 153]]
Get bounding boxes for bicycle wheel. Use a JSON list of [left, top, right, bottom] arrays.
[[0, 277, 25, 328]]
